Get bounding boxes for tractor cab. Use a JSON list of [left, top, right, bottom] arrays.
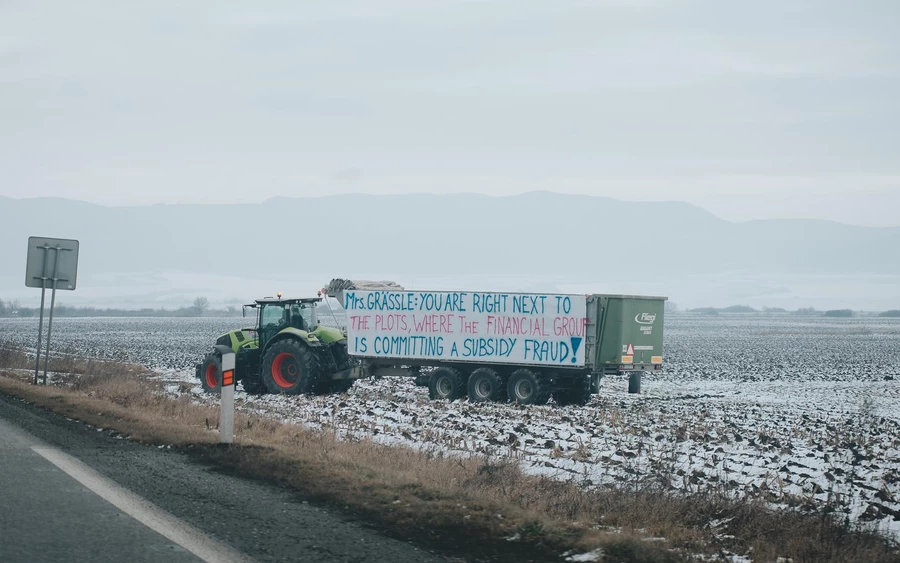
[[243, 296, 321, 352]]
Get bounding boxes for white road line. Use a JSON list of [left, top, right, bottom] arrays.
[[31, 446, 252, 563]]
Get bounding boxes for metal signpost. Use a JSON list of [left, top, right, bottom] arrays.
[[25, 237, 79, 385]]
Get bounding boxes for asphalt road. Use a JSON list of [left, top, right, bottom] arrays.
[[0, 393, 446, 563]]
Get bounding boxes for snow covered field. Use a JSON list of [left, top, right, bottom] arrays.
[[2, 313, 899, 535]]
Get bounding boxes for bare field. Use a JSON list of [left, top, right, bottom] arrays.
[[2, 313, 900, 541]]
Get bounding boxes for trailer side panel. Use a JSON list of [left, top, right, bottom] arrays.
[[343, 289, 588, 368]]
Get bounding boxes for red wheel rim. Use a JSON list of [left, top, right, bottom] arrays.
[[205, 363, 218, 388], [271, 352, 301, 388]]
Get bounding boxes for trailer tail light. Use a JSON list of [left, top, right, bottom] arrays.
[[651, 356, 663, 364], [621, 356, 633, 364]]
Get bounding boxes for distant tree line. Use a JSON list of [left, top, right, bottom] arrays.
[[2, 296, 898, 319], [0, 298, 20, 317], [681, 305, 899, 318], [823, 309, 853, 318], [0, 297, 238, 318]]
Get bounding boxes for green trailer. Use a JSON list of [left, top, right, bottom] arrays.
[[587, 294, 666, 395]]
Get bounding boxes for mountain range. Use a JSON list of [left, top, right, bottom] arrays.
[[1, 193, 897, 309]]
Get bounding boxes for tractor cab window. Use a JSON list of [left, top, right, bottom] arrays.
[[261, 303, 288, 328], [289, 303, 316, 330]]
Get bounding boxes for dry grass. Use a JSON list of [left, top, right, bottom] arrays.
[[0, 343, 29, 370], [0, 346, 898, 562], [0, 342, 150, 382]]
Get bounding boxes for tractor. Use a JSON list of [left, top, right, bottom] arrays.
[[195, 294, 355, 395]]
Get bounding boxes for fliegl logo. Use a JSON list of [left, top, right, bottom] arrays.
[[635, 313, 657, 325]]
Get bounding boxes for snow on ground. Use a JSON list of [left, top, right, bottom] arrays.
[[2, 313, 899, 536]]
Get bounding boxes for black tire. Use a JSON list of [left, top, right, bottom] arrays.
[[261, 339, 321, 395], [590, 374, 601, 394], [467, 367, 505, 402], [241, 375, 266, 395], [507, 369, 550, 405], [199, 353, 221, 394], [553, 375, 592, 406], [428, 367, 465, 401]]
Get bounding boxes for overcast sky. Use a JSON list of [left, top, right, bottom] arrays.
[[1, 1, 898, 226]]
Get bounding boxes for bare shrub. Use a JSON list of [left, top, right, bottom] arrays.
[[0, 343, 29, 369]]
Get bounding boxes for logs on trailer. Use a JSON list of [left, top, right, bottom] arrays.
[[324, 279, 404, 307]]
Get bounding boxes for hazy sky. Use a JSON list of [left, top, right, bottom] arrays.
[[2, 1, 898, 226]]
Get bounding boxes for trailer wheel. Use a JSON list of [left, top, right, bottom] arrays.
[[507, 369, 549, 405], [467, 368, 504, 402], [553, 375, 591, 406], [428, 367, 464, 401], [199, 353, 221, 394], [262, 339, 321, 395]]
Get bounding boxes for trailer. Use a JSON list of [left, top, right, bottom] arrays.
[[196, 284, 666, 406], [339, 288, 666, 405]]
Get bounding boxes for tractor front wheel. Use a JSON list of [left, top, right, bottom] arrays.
[[262, 339, 321, 395], [199, 353, 221, 394]]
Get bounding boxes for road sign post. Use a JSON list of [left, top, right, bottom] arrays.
[[214, 345, 235, 444], [25, 237, 79, 385]]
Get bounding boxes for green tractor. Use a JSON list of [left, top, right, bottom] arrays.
[[195, 295, 356, 395]]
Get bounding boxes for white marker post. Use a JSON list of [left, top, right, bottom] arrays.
[[215, 345, 235, 444]]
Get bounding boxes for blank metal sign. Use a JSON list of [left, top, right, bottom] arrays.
[[25, 236, 79, 290]]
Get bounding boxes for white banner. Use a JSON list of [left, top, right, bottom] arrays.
[[343, 290, 587, 367]]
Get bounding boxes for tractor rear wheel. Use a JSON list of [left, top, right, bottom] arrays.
[[199, 353, 221, 394], [428, 367, 464, 401], [262, 339, 321, 395], [507, 369, 550, 405], [467, 367, 504, 402]]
